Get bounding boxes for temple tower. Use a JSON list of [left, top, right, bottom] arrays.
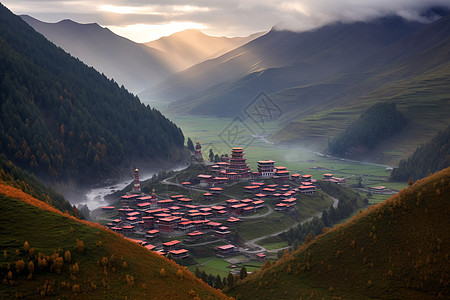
[[132, 168, 141, 193], [227, 147, 250, 178], [194, 141, 203, 162]]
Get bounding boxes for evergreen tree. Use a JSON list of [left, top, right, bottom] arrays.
[[187, 138, 195, 152], [239, 266, 248, 280], [321, 210, 330, 227], [209, 149, 214, 162], [227, 273, 235, 288], [214, 275, 223, 289]]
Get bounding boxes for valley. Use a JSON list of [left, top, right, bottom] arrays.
[[1, 2, 449, 298]]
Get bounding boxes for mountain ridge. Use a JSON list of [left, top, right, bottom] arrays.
[[21, 15, 175, 93]]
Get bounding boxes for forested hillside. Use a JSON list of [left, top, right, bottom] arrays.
[[327, 102, 406, 156], [0, 4, 185, 185], [390, 125, 450, 181], [228, 168, 450, 299], [0, 154, 72, 214], [0, 183, 228, 299]]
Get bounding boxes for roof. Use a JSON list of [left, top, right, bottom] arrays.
[[169, 249, 188, 255], [159, 216, 180, 222], [231, 203, 248, 209], [146, 229, 159, 234], [121, 194, 140, 199], [254, 193, 267, 197], [217, 244, 235, 250], [162, 240, 180, 246], [145, 244, 156, 250], [198, 174, 213, 179], [170, 195, 184, 199], [101, 206, 115, 210], [210, 187, 223, 191], [258, 160, 275, 164], [256, 253, 266, 257], [302, 174, 312, 178], [137, 202, 152, 207], [137, 196, 154, 200], [188, 231, 204, 236]]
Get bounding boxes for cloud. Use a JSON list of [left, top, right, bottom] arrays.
[[3, 0, 450, 42]]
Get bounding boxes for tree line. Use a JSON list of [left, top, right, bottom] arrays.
[[328, 102, 406, 156], [390, 125, 450, 181]]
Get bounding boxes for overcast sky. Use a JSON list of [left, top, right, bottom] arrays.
[[3, 0, 450, 43]]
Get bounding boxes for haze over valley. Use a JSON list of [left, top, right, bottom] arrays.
[[1, 1, 449, 299]]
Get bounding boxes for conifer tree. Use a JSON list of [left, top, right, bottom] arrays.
[[239, 266, 248, 280], [227, 273, 234, 288]]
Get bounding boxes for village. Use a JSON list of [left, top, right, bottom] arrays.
[[98, 142, 355, 270]]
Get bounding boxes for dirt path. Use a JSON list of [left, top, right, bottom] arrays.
[[243, 197, 339, 253]]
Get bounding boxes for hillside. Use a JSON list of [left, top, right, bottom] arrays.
[[327, 102, 407, 157], [0, 154, 72, 214], [146, 29, 264, 72], [21, 15, 175, 93], [272, 14, 450, 162], [0, 4, 185, 187], [0, 182, 229, 299], [158, 16, 423, 115], [390, 125, 450, 181], [228, 168, 450, 299]]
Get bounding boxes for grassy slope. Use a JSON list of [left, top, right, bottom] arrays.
[[0, 182, 228, 299], [228, 168, 450, 299]]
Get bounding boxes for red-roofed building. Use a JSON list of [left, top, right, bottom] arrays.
[[198, 174, 213, 183], [301, 174, 312, 182], [187, 231, 204, 239], [158, 216, 181, 233], [299, 185, 315, 194], [291, 173, 301, 181], [216, 244, 237, 256], [137, 202, 152, 209], [215, 226, 231, 238], [230, 203, 248, 215], [178, 221, 194, 232], [162, 240, 181, 251], [227, 217, 241, 224], [170, 195, 184, 200], [145, 244, 156, 251], [210, 187, 223, 194], [203, 193, 213, 201], [256, 253, 266, 261], [252, 200, 265, 209], [141, 216, 154, 228], [244, 185, 261, 193], [169, 249, 189, 259], [101, 206, 115, 213], [157, 199, 174, 208], [257, 160, 275, 177]]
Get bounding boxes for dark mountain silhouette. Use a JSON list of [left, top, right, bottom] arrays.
[[149, 16, 423, 113], [0, 5, 185, 189], [21, 15, 175, 93]]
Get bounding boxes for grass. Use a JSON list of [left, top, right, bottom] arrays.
[[236, 211, 297, 241], [228, 168, 450, 299], [0, 183, 227, 299]]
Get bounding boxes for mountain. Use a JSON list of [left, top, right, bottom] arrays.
[[147, 17, 423, 112], [0, 4, 185, 188], [145, 29, 265, 72], [21, 15, 175, 93], [0, 182, 227, 299], [228, 167, 450, 299], [273, 13, 450, 161], [390, 125, 450, 181]]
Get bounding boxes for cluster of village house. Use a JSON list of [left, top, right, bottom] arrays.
[[101, 146, 346, 261]]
